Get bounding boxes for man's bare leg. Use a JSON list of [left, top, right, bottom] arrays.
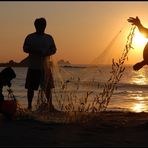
[[27, 89, 34, 110]]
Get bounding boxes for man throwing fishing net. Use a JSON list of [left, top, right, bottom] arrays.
[[128, 16, 148, 71], [23, 17, 57, 111]]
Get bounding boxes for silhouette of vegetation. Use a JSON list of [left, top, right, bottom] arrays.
[[52, 25, 136, 121]]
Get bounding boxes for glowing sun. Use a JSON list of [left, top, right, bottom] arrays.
[[132, 30, 148, 50]]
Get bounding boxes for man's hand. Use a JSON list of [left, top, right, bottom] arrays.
[[127, 16, 141, 26]]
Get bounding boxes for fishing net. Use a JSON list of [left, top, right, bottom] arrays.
[[12, 23, 136, 123], [42, 24, 137, 114]]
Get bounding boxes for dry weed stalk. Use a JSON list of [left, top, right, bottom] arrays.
[[54, 25, 136, 115], [91, 25, 136, 112]]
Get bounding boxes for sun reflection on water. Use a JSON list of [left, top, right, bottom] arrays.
[[131, 103, 147, 113], [129, 94, 148, 112], [128, 67, 148, 112], [131, 68, 148, 85], [132, 74, 147, 85]]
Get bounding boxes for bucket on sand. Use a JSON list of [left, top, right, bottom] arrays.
[[0, 100, 17, 118]]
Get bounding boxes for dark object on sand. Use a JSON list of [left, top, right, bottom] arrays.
[[0, 100, 17, 119]]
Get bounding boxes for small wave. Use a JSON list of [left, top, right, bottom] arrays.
[[117, 83, 148, 90]]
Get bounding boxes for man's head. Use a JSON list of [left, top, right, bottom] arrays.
[[34, 17, 47, 35], [0, 67, 16, 87]]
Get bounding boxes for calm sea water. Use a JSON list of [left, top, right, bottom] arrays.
[[1, 65, 148, 112]]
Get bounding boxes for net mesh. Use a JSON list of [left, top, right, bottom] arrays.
[[8, 24, 136, 122], [50, 25, 136, 113]]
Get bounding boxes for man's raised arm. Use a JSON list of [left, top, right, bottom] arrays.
[[128, 16, 148, 38]]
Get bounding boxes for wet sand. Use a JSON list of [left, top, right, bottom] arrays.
[[1, 111, 148, 147]]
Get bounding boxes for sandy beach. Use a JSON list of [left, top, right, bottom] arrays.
[[0, 111, 148, 147]]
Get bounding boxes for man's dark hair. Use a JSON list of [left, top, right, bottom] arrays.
[[34, 17, 47, 32]]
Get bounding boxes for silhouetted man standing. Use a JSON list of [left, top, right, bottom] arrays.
[[23, 17, 57, 110]]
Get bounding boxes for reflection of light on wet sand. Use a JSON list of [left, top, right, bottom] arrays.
[[129, 93, 148, 112], [131, 103, 147, 113]]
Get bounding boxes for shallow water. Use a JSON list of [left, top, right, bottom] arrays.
[[1, 65, 148, 112]]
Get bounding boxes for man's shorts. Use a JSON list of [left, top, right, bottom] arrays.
[[25, 69, 42, 90], [25, 68, 54, 90]]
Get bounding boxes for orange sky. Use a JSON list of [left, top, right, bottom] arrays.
[[0, 1, 148, 64]]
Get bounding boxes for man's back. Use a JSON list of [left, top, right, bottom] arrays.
[[23, 32, 56, 69]]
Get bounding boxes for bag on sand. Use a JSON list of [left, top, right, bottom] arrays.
[[0, 100, 17, 117]]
